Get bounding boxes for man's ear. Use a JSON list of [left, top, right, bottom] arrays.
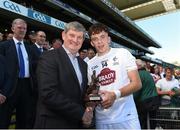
[[62, 31, 65, 41], [90, 41, 94, 47], [11, 27, 14, 32], [108, 36, 111, 44]]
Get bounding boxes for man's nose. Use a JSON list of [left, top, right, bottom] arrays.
[[72, 36, 78, 42]]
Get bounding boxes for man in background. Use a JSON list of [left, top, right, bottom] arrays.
[[0, 18, 36, 128], [49, 38, 62, 50], [134, 59, 160, 129], [84, 48, 95, 62]]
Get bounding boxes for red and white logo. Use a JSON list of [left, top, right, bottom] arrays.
[[97, 68, 116, 86]]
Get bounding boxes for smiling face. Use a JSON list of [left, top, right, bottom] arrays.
[[35, 31, 46, 46], [90, 31, 110, 56], [165, 68, 173, 81], [62, 29, 84, 55]]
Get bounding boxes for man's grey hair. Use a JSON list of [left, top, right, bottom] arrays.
[[12, 18, 27, 27], [64, 21, 86, 39], [136, 59, 146, 68]]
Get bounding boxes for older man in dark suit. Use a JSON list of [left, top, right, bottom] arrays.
[[34, 21, 93, 128], [0, 18, 36, 128]]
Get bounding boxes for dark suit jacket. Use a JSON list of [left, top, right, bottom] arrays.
[[0, 55, 7, 95], [35, 47, 88, 128], [30, 44, 47, 93], [0, 39, 35, 97], [30, 44, 47, 70], [30, 44, 42, 57]]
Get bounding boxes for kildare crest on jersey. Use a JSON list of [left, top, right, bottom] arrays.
[[113, 56, 119, 65], [97, 68, 116, 86]]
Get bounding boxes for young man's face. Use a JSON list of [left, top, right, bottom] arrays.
[[90, 31, 110, 56]]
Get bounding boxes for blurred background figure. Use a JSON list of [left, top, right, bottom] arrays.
[[145, 62, 152, 72], [27, 30, 36, 45], [6, 33, 13, 40], [79, 49, 87, 60], [151, 65, 161, 83], [31, 31, 47, 54], [156, 67, 179, 106], [43, 40, 51, 50], [174, 69, 180, 81], [30, 31, 47, 82], [84, 48, 95, 62], [0, 32, 4, 41], [134, 59, 160, 129], [158, 65, 165, 78], [49, 38, 62, 50]]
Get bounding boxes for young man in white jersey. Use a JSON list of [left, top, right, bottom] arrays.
[[87, 23, 142, 129]]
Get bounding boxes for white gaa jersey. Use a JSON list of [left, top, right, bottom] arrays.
[[87, 48, 139, 124]]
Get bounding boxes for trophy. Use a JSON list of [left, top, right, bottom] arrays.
[[84, 70, 102, 107]]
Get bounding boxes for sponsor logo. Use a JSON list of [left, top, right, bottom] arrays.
[[3, 0, 21, 13], [97, 68, 116, 86]]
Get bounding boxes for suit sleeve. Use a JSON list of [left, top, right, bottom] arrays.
[[0, 41, 5, 56], [0, 55, 8, 96], [37, 52, 85, 121]]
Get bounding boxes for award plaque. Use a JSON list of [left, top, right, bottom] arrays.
[[84, 70, 102, 106]]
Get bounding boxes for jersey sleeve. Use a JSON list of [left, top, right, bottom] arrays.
[[124, 49, 137, 71]]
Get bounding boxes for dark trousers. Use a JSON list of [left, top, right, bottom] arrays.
[[0, 78, 35, 128], [135, 96, 160, 129]]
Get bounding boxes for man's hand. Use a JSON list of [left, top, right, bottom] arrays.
[[0, 93, 6, 104], [168, 90, 175, 96], [82, 107, 93, 127], [99, 90, 116, 109]]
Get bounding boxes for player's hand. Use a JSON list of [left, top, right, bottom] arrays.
[[99, 90, 116, 109]]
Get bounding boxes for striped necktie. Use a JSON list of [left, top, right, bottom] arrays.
[[17, 42, 25, 78]]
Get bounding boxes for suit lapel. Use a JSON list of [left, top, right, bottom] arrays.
[[77, 57, 86, 92], [10, 40, 19, 66]]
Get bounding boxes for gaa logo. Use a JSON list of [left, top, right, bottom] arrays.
[[55, 20, 65, 29], [3, 0, 21, 13], [33, 12, 47, 23]]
